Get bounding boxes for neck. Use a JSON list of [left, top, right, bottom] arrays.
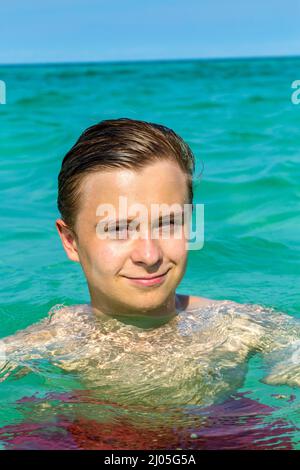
[[88, 294, 183, 329]]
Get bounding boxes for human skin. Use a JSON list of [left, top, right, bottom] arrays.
[[3, 162, 300, 415], [55, 160, 213, 328], [3, 155, 300, 399]]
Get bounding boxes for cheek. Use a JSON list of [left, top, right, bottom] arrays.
[[89, 242, 128, 275], [161, 238, 187, 264]]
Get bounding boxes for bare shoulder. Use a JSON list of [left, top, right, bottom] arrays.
[[46, 303, 86, 323], [189, 296, 225, 308], [47, 303, 73, 317], [176, 294, 225, 310]]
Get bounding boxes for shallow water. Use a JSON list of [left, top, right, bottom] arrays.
[[0, 56, 300, 448], [1, 301, 300, 448]]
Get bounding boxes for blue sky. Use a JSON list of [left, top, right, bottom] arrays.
[[0, 0, 299, 64]]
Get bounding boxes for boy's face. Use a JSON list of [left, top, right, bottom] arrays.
[[56, 160, 190, 317]]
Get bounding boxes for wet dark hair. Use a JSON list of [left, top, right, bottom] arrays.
[[57, 117, 198, 233]]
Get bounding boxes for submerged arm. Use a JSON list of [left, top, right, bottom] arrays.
[[2, 318, 58, 355], [0, 305, 71, 381], [240, 303, 300, 387]]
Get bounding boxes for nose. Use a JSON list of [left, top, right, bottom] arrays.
[[130, 235, 163, 267]]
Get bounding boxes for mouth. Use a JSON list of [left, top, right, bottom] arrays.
[[123, 269, 170, 287]]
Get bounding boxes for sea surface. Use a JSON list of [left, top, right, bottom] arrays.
[[0, 56, 300, 449]]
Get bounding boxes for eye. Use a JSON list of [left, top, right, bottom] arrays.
[[160, 220, 174, 228], [105, 223, 127, 232], [159, 219, 183, 228], [116, 225, 127, 232]]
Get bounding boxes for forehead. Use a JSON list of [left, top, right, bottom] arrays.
[[80, 160, 189, 209]]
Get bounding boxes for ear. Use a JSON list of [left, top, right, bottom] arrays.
[[55, 218, 80, 263]]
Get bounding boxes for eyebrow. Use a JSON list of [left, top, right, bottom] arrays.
[[95, 210, 185, 227]]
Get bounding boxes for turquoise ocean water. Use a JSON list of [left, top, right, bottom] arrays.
[[0, 56, 300, 449]]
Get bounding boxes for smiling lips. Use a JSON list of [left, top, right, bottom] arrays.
[[123, 270, 170, 286]]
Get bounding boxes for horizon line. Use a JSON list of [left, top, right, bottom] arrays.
[[0, 53, 299, 67]]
